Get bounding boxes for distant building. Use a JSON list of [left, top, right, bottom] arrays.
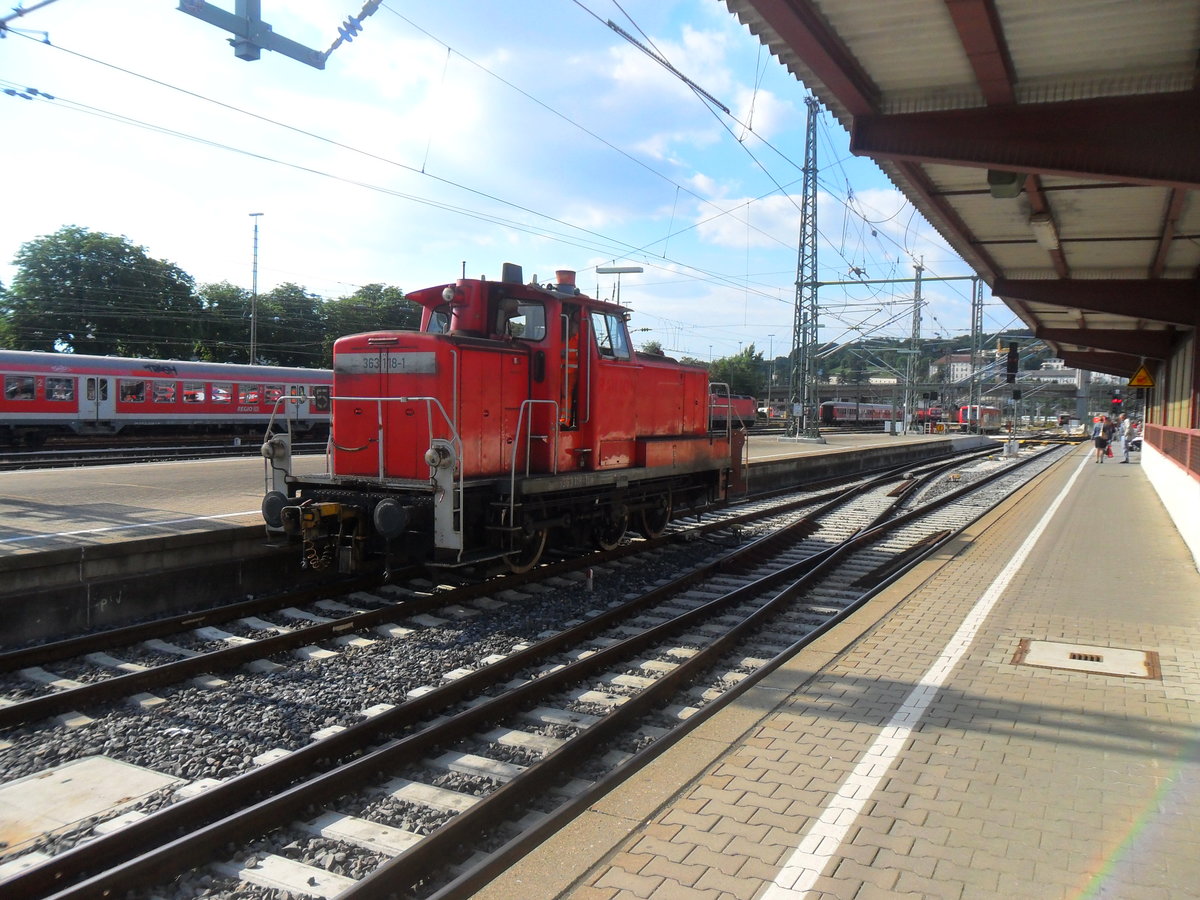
[[1024, 364, 1077, 385], [929, 353, 973, 382]]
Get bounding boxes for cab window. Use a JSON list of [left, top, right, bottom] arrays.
[[425, 306, 451, 333], [591, 311, 632, 360], [500, 301, 547, 341]]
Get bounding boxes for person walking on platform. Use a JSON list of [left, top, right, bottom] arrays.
[[1119, 413, 1133, 463], [1093, 415, 1114, 463]]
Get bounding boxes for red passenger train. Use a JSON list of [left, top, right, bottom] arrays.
[[819, 400, 895, 426], [262, 265, 740, 574], [0, 350, 331, 446]]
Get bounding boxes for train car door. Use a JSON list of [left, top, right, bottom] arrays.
[[84, 376, 114, 423]]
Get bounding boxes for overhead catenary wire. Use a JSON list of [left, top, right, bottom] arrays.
[[2, 5, 983, 359]]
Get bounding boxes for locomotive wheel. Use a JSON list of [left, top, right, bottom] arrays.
[[593, 507, 628, 551], [637, 494, 672, 539], [505, 527, 547, 574]]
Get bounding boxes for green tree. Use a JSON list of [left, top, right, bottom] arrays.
[[4, 226, 201, 357], [0, 279, 11, 348], [709, 344, 763, 396], [252, 282, 326, 367], [638, 339, 665, 356], [195, 280, 252, 362], [321, 284, 420, 366]]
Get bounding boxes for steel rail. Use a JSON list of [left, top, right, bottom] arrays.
[[8, 446, 1006, 897], [0, 453, 953, 727], [13, 467, 913, 899]]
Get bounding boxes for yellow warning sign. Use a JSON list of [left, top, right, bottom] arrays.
[[1128, 365, 1155, 388]]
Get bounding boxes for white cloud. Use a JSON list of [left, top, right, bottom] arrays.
[[0, 1, 976, 361]]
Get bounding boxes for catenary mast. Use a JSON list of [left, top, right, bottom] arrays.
[[786, 96, 823, 442]]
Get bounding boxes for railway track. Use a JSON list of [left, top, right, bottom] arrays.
[[0, 442, 1062, 899]]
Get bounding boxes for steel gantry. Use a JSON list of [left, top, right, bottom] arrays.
[[786, 96, 824, 442]]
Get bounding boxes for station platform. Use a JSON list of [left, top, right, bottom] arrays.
[[479, 441, 1200, 899]]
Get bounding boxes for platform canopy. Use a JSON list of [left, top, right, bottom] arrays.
[[724, 0, 1200, 377]]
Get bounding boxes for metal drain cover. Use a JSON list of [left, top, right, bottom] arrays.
[[1012, 640, 1160, 679]]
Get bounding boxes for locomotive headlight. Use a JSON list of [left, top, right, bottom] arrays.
[[424, 446, 452, 468], [261, 436, 287, 459]]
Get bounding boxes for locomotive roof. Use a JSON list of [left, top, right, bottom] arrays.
[[406, 274, 629, 316]]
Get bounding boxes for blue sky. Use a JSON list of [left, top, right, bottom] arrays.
[[1, 0, 1020, 362]]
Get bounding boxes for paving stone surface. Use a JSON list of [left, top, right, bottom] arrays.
[[479, 447, 1200, 900]]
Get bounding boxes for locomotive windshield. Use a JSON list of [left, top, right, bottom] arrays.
[[591, 311, 631, 360]]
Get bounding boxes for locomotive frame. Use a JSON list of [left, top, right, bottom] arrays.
[[263, 265, 741, 575]]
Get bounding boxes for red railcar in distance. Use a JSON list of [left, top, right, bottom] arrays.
[[0, 350, 330, 447], [709, 393, 757, 429], [263, 265, 739, 575], [819, 400, 895, 426], [955, 405, 1002, 432]]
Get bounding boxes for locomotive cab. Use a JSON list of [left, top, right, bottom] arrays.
[[265, 264, 737, 575]]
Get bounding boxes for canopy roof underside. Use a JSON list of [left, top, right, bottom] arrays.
[[725, 0, 1200, 376]]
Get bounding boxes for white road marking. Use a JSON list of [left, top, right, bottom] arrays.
[[0, 511, 260, 545]]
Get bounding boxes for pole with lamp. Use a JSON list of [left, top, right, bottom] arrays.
[[595, 265, 643, 305], [767, 333, 775, 412], [249, 212, 263, 364]]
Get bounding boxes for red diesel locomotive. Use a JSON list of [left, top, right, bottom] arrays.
[[262, 265, 741, 574]]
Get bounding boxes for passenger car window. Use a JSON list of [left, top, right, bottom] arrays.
[[212, 382, 232, 403], [152, 381, 176, 403], [4, 375, 35, 400], [46, 377, 75, 401], [183, 382, 205, 403], [119, 380, 146, 402]]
